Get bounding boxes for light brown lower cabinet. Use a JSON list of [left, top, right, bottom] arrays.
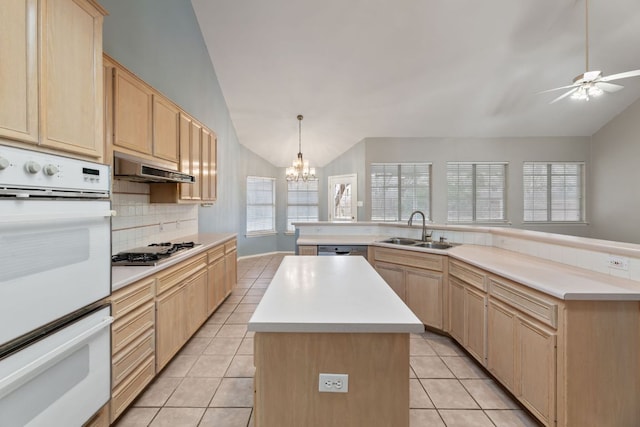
[[155, 281, 187, 371], [405, 267, 443, 329], [447, 275, 487, 364], [207, 245, 227, 315], [224, 241, 237, 296], [297, 245, 318, 255], [487, 298, 516, 390]]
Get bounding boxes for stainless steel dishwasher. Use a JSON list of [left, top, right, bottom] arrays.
[[317, 245, 368, 260]]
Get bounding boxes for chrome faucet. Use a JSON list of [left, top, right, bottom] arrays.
[[408, 210, 431, 242]]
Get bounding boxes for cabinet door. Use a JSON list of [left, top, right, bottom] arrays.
[[152, 95, 179, 163], [448, 277, 465, 343], [178, 115, 201, 200], [406, 268, 443, 329], [375, 262, 405, 301], [207, 257, 226, 315], [298, 246, 318, 256], [516, 316, 556, 425], [113, 67, 153, 155], [487, 298, 516, 390], [155, 284, 186, 371], [190, 121, 202, 200], [40, 0, 104, 158], [225, 249, 237, 296], [201, 128, 217, 201], [184, 269, 207, 337], [0, 0, 38, 144], [464, 286, 487, 364]]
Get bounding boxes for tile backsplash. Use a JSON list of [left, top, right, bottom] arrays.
[[111, 180, 198, 254]]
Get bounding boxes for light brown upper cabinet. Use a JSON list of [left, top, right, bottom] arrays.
[[0, 0, 106, 161], [112, 64, 153, 157], [201, 127, 217, 201], [178, 112, 202, 201], [152, 95, 180, 163]]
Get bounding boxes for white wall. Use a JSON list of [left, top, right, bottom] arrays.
[[590, 98, 640, 244]]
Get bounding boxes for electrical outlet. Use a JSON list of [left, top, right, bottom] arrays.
[[608, 255, 629, 271], [319, 373, 348, 393]]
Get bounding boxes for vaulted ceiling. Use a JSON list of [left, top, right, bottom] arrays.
[[191, 0, 640, 167]]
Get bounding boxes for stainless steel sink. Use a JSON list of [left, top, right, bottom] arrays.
[[379, 237, 421, 245], [413, 242, 453, 250]]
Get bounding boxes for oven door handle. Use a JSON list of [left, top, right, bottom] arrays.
[[0, 210, 116, 224], [0, 315, 114, 400]]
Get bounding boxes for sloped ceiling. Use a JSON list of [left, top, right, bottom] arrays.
[[191, 0, 640, 167]]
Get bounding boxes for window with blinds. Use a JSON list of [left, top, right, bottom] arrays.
[[447, 162, 507, 222], [523, 162, 584, 222], [287, 180, 319, 232], [370, 163, 431, 221], [246, 176, 276, 234]]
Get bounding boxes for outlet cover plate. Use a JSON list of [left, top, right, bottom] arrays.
[[608, 255, 629, 271], [319, 373, 348, 393]]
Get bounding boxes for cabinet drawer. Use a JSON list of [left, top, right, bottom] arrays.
[[112, 328, 155, 388], [224, 239, 237, 254], [112, 302, 155, 354], [111, 278, 155, 319], [489, 277, 558, 329], [111, 355, 155, 422], [207, 245, 225, 264], [373, 247, 443, 272], [449, 259, 486, 291], [156, 253, 207, 295]]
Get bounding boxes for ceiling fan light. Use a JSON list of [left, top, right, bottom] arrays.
[[571, 87, 588, 101], [588, 85, 603, 97]]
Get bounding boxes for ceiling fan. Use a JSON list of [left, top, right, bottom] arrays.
[[541, 0, 640, 103]]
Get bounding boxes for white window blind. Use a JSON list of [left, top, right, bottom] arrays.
[[246, 176, 276, 234], [287, 180, 319, 232], [371, 163, 431, 221], [447, 162, 506, 222], [523, 162, 584, 222]]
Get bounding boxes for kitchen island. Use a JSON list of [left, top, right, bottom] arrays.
[[248, 256, 424, 427]]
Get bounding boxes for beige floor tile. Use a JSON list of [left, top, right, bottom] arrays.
[[245, 330, 256, 338], [251, 279, 271, 288], [193, 323, 222, 339], [409, 366, 416, 379], [234, 281, 253, 289], [438, 409, 494, 427], [225, 295, 244, 303], [113, 407, 159, 426], [461, 379, 519, 409], [427, 338, 466, 356], [237, 338, 254, 355], [178, 337, 212, 356], [187, 355, 233, 378], [210, 378, 254, 407], [215, 324, 248, 338], [420, 379, 479, 409], [233, 303, 258, 313], [133, 377, 181, 407], [441, 356, 489, 379], [199, 408, 252, 427], [409, 409, 445, 427], [148, 407, 204, 427], [225, 355, 256, 378], [203, 337, 243, 355], [410, 338, 437, 356], [231, 288, 249, 297], [160, 355, 198, 378], [410, 356, 455, 379], [410, 379, 434, 408], [207, 311, 231, 324], [485, 409, 541, 427], [240, 295, 263, 304], [226, 311, 253, 324], [165, 377, 221, 407], [246, 289, 266, 296]]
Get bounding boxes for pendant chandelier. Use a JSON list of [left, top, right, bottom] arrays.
[[286, 114, 316, 181]]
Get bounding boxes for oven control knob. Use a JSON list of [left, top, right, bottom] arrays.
[[0, 157, 9, 170], [43, 164, 59, 176], [25, 161, 41, 174]]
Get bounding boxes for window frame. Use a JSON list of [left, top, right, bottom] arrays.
[[370, 162, 432, 222], [523, 161, 586, 223], [286, 179, 319, 233], [246, 176, 276, 236], [447, 162, 508, 223]]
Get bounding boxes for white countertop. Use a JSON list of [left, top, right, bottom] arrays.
[[297, 235, 385, 246], [111, 233, 236, 292], [247, 256, 425, 334], [448, 245, 640, 301]]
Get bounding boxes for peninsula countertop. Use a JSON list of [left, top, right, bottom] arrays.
[[247, 256, 425, 334]]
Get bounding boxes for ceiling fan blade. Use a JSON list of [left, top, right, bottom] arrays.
[[595, 82, 624, 93], [600, 69, 640, 82], [550, 87, 579, 104], [538, 83, 578, 94]]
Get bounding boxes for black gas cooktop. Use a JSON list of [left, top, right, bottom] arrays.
[[111, 242, 200, 266]]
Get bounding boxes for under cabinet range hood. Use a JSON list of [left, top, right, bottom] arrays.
[[113, 153, 195, 184]]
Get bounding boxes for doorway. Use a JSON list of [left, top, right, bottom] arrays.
[[328, 174, 357, 222]]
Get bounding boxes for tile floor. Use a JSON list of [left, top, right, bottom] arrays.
[[114, 253, 541, 427]]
